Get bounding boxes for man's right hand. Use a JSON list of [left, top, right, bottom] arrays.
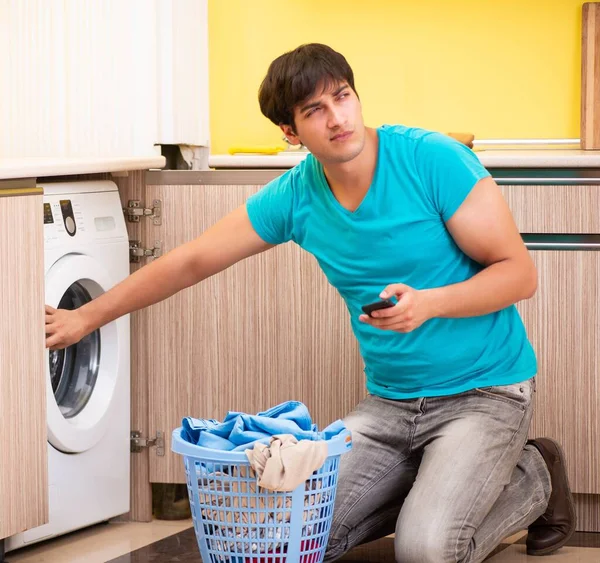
[[45, 305, 88, 350]]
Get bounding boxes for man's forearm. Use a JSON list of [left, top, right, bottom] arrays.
[[79, 244, 204, 334], [423, 258, 537, 319]]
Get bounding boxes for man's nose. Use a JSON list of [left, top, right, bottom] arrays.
[[327, 106, 345, 129]]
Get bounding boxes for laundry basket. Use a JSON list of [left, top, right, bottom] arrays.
[[172, 427, 352, 563]]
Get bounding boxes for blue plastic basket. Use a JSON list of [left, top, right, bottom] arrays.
[[172, 427, 352, 563]]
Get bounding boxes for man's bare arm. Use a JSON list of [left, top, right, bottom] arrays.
[[45, 205, 272, 349]]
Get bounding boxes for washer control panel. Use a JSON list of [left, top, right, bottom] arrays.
[[43, 203, 54, 224], [42, 184, 128, 248], [44, 198, 86, 243], [60, 200, 77, 236]]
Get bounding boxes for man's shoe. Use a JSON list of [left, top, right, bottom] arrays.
[[526, 437, 576, 556]]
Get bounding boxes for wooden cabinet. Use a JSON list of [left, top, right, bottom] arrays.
[[140, 184, 365, 483], [500, 184, 600, 233], [124, 174, 600, 530], [500, 184, 600, 495], [517, 251, 600, 494], [501, 182, 600, 530], [0, 189, 47, 539]]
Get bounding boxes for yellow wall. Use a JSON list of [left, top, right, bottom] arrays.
[[208, 0, 584, 154]]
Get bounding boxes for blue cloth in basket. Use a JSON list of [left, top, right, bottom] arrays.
[[181, 400, 346, 451]]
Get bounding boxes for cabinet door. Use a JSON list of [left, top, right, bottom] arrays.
[[500, 184, 600, 233], [0, 191, 47, 538], [517, 251, 600, 494], [142, 185, 365, 483]]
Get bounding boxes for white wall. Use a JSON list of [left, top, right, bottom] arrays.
[[0, 0, 209, 159], [157, 0, 210, 147]]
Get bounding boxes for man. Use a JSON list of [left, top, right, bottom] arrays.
[[46, 43, 575, 562]]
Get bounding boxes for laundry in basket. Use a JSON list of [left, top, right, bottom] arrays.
[[245, 434, 328, 492], [173, 401, 352, 563], [181, 400, 347, 451]]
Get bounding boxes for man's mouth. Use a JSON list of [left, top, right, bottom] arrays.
[[331, 131, 353, 142]]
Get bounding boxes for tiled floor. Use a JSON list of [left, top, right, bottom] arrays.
[[4, 522, 600, 562], [5, 519, 193, 563]]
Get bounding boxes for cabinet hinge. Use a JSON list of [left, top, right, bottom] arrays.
[[129, 240, 162, 263], [131, 430, 165, 456], [124, 199, 162, 225]]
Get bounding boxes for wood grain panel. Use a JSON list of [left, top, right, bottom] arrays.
[[113, 171, 153, 521], [143, 185, 365, 483], [517, 251, 600, 494], [581, 2, 600, 150], [500, 185, 600, 233], [573, 493, 600, 531], [0, 194, 47, 538]]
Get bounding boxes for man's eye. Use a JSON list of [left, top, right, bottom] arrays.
[[306, 108, 320, 118]]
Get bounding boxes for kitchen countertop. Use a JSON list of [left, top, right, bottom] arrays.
[[3, 150, 599, 180], [0, 155, 166, 181], [209, 149, 600, 169], [3, 149, 599, 184]]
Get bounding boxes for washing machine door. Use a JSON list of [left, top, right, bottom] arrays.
[[45, 253, 124, 453]]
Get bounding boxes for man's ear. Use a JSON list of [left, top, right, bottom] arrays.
[[280, 124, 301, 146]]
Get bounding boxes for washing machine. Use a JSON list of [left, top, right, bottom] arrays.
[[7, 180, 131, 551]]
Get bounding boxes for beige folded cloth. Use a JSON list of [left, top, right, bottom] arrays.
[[245, 434, 327, 492]]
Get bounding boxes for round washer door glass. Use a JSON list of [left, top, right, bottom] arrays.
[[49, 282, 101, 418]]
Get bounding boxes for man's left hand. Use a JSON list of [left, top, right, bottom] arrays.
[[359, 283, 433, 333]]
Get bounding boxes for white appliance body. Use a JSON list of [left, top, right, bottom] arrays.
[[7, 181, 131, 551]]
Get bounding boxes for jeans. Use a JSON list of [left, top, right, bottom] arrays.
[[324, 377, 552, 563]]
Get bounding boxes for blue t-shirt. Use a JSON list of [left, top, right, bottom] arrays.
[[246, 125, 537, 399]]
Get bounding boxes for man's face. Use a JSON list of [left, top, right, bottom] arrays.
[[281, 81, 366, 165]]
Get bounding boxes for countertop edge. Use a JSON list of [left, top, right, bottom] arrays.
[[479, 154, 600, 167], [0, 156, 166, 180], [208, 150, 600, 169], [146, 167, 600, 186]]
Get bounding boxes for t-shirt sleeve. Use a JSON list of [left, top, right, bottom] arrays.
[[414, 132, 491, 222], [245, 170, 295, 245]]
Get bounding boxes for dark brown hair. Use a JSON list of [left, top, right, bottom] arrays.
[[258, 43, 357, 130]]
